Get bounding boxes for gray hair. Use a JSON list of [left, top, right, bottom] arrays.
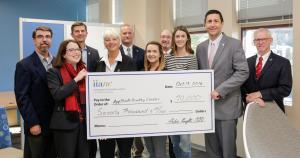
[[103, 29, 120, 40], [253, 28, 272, 39]]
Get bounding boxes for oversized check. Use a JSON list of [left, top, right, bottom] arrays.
[[86, 70, 214, 139]]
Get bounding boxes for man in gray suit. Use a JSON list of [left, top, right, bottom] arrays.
[[196, 10, 249, 158]]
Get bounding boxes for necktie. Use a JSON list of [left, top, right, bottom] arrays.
[[256, 56, 263, 80], [127, 47, 132, 58], [208, 43, 215, 68]]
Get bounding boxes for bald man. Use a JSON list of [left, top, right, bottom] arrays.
[[160, 29, 172, 55]]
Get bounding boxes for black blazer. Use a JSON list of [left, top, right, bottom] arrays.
[[241, 51, 292, 112], [95, 53, 137, 72], [14, 52, 54, 135], [119, 45, 144, 71], [86, 45, 100, 72], [47, 68, 81, 130]]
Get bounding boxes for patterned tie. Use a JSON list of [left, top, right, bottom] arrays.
[[127, 47, 132, 58], [256, 56, 263, 80], [208, 43, 215, 68]]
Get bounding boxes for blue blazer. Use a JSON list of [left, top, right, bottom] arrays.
[[14, 52, 54, 136], [120, 45, 144, 71], [242, 51, 292, 112]]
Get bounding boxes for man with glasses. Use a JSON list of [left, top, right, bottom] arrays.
[[242, 28, 292, 112], [14, 26, 56, 158]]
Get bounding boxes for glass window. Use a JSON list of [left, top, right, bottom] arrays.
[[112, 0, 123, 24], [237, 0, 292, 23], [190, 32, 208, 52], [173, 0, 207, 27], [242, 26, 293, 105]]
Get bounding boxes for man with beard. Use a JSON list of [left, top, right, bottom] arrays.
[[14, 26, 56, 158]]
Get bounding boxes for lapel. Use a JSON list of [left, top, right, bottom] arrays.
[[86, 46, 92, 62], [249, 55, 258, 82], [114, 61, 122, 72], [259, 51, 275, 80], [31, 52, 47, 81], [211, 34, 226, 68], [114, 53, 126, 72], [119, 45, 125, 55], [202, 40, 209, 69], [99, 61, 106, 72], [132, 45, 140, 60]]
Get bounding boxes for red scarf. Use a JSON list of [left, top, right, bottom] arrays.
[[60, 62, 86, 112]]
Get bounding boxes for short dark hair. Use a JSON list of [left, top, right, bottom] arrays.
[[71, 22, 87, 33], [204, 9, 224, 23], [32, 26, 53, 38], [53, 39, 83, 68]]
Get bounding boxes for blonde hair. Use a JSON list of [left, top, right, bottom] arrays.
[[103, 29, 120, 40]]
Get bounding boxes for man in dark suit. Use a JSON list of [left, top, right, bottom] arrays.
[[71, 22, 100, 158], [242, 28, 292, 112], [196, 10, 249, 158], [119, 24, 145, 157], [71, 22, 100, 72], [14, 26, 56, 158], [119, 24, 145, 71]]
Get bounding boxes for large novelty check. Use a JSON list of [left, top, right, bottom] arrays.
[[86, 70, 214, 139]]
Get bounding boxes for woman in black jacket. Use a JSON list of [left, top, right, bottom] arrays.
[[47, 39, 89, 158], [93, 29, 137, 158]]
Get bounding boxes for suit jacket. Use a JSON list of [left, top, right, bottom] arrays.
[[14, 52, 54, 135], [86, 45, 100, 72], [241, 52, 292, 112], [119, 45, 144, 71], [95, 53, 137, 72], [196, 34, 249, 120], [47, 67, 81, 130]]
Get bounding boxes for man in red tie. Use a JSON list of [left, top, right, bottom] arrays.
[[242, 28, 292, 112]]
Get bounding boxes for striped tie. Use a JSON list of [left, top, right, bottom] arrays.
[[256, 56, 263, 80]]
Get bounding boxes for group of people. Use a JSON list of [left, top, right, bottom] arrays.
[[14, 9, 292, 158]]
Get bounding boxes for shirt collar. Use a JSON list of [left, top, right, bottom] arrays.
[[122, 44, 133, 50], [101, 51, 123, 63], [36, 51, 53, 64], [257, 50, 271, 61], [209, 33, 223, 46], [164, 49, 172, 55]]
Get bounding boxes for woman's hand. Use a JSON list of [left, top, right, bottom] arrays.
[[74, 69, 87, 82]]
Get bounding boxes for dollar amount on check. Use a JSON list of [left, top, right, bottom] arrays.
[[86, 70, 214, 139]]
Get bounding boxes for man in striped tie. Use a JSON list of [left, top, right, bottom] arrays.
[[242, 28, 292, 112]]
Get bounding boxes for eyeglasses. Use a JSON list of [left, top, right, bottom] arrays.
[[35, 35, 52, 39], [253, 38, 271, 43], [66, 48, 81, 52]]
